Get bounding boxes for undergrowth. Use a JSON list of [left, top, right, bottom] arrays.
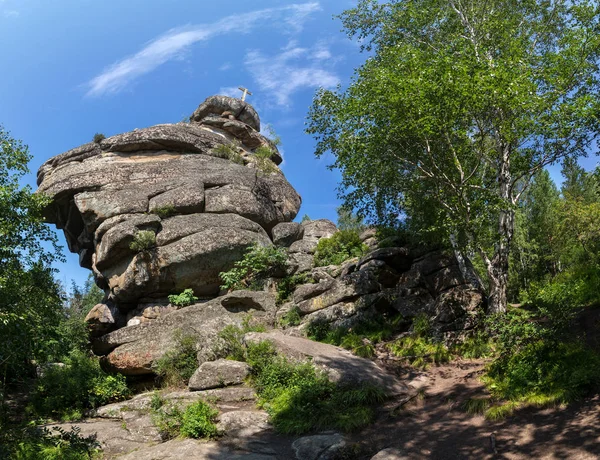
[[168, 288, 198, 307], [313, 230, 368, 267], [215, 323, 387, 434], [219, 244, 287, 291], [153, 330, 198, 388], [29, 350, 130, 421], [149, 393, 219, 440]]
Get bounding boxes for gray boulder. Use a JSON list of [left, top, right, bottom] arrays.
[[191, 95, 261, 131], [292, 433, 346, 460], [272, 222, 303, 247], [188, 359, 250, 391]]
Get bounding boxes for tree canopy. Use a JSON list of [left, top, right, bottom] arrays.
[[307, 0, 600, 313]]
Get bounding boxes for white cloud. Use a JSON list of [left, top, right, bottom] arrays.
[[3, 10, 19, 17], [85, 2, 320, 97], [219, 86, 241, 98], [244, 42, 339, 107], [219, 62, 233, 71]]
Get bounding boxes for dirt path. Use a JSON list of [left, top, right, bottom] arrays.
[[352, 358, 600, 459]]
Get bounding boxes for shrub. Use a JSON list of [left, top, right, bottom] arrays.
[[129, 230, 156, 252], [149, 394, 219, 440], [313, 230, 368, 267], [152, 205, 177, 218], [211, 142, 244, 165], [179, 401, 219, 439], [219, 244, 288, 291], [168, 288, 198, 307], [250, 351, 386, 434], [92, 133, 105, 143], [278, 306, 302, 328], [30, 351, 130, 419], [253, 146, 279, 175], [214, 317, 267, 362], [153, 331, 198, 388], [9, 425, 99, 460]]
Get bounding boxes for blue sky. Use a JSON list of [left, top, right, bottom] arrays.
[[1, 0, 598, 289], [0, 0, 366, 287]]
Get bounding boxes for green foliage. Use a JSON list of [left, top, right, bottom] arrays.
[[275, 272, 313, 305], [179, 400, 219, 439], [307, 0, 600, 313], [249, 347, 386, 434], [168, 288, 198, 307], [92, 133, 105, 144], [214, 318, 267, 362], [253, 146, 279, 175], [129, 230, 156, 252], [219, 243, 287, 291], [307, 313, 405, 357], [152, 205, 177, 218], [313, 230, 368, 267], [452, 332, 494, 359], [149, 393, 219, 440], [336, 206, 366, 232], [30, 350, 130, 419], [0, 126, 65, 395], [8, 425, 100, 460], [278, 306, 302, 328], [411, 313, 431, 337], [389, 336, 451, 369], [462, 397, 491, 416], [485, 308, 600, 406], [211, 142, 244, 165], [153, 331, 198, 388], [301, 214, 311, 223]]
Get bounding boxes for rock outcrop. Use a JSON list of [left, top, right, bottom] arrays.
[[37, 95, 301, 325]]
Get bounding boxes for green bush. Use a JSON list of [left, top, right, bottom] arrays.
[[253, 146, 279, 175], [219, 244, 288, 291], [179, 401, 219, 439], [214, 318, 267, 362], [30, 351, 130, 419], [250, 351, 385, 434], [152, 205, 177, 218], [313, 230, 368, 267], [92, 133, 105, 143], [278, 306, 302, 328], [129, 230, 156, 252], [211, 142, 244, 165], [149, 393, 219, 440], [9, 426, 99, 460], [168, 288, 198, 307], [153, 331, 198, 388]]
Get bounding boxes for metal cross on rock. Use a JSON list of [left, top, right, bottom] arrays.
[[238, 86, 252, 101]]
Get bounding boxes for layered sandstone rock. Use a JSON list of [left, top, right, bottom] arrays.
[[37, 96, 301, 319]]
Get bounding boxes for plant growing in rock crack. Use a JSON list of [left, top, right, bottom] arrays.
[[153, 330, 198, 388], [152, 205, 177, 218], [168, 288, 198, 307], [253, 146, 279, 175], [275, 272, 314, 305], [92, 132, 105, 143], [219, 243, 288, 291], [313, 229, 368, 267], [129, 230, 156, 252], [211, 141, 244, 165], [278, 306, 302, 328]]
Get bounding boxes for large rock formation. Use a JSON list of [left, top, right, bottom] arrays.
[[37, 96, 301, 317]]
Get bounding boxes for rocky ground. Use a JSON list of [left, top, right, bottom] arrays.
[[46, 357, 599, 460]]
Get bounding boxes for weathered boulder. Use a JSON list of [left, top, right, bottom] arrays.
[[272, 222, 303, 247], [93, 291, 277, 376], [85, 301, 125, 337], [37, 95, 301, 317], [191, 95, 261, 131], [292, 433, 347, 460], [244, 331, 409, 395], [188, 359, 250, 391], [289, 219, 338, 255]]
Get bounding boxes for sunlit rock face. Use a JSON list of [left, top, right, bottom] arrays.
[[37, 95, 301, 311]]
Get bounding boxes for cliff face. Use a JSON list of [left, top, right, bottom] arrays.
[[37, 96, 301, 310]]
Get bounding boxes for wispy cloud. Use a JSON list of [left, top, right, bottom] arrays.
[[3, 10, 19, 18], [219, 86, 241, 98], [244, 41, 340, 107], [85, 3, 320, 97]]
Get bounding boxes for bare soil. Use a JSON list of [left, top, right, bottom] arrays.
[[349, 358, 600, 459]]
